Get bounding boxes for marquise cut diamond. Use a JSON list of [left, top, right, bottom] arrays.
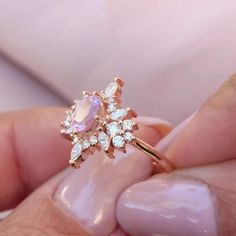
[[71, 143, 83, 162], [104, 82, 119, 98], [98, 131, 110, 150]]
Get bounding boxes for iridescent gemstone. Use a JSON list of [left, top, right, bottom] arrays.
[[72, 96, 101, 132]]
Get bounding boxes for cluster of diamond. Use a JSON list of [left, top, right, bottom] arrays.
[[61, 78, 138, 167]]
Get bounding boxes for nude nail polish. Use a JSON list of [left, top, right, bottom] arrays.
[[54, 117, 171, 235], [116, 178, 218, 236]]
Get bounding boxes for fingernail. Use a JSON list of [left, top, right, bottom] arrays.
[[156, 112, 196, 152], [54, 120, 163, 235], [136, 116, 172, 138], [116, 178, 218, 236]]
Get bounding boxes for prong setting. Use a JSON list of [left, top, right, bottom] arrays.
[[61, 78, 138, 168]]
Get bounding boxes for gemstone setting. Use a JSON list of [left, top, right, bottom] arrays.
[[98, 131, 110, 151], [122, 119, 134, 131], [61, 78, 138, 167], [112, 135, 125, 148], [71, 142, 83, 162], [89, 135, 98, 145], [106, 122, 121, 137], [124, 132, 134, 141], [72, 95, 101, 133], [104, 82, 119, 98], [110, 108, 127, 120]]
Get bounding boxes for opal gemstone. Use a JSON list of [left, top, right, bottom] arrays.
[[72, 95, 101, 132]]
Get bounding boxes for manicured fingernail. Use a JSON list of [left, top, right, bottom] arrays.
[[136, 116, 172, 138], [54, 121, 163, 235], [116, 178, 218, 236], [156, 112, 196, 152]]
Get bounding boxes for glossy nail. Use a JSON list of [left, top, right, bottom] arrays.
[[116, 178, 218, 236], [54, 117, 167, 235]]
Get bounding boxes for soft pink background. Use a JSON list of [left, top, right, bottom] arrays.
[[0, 1, 236, 124]]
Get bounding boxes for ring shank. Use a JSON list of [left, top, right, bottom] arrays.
[[131, 137, 173, 172]]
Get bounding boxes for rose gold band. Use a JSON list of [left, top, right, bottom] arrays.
[[131, 137, 173, 172]]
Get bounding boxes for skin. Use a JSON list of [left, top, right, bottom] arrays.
[[0, 75, 236, 235]]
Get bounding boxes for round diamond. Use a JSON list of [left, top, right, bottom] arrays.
[[107, 103, 116, 112], [106, 122, 121, 137], [63, 117, 71, 127], [122, 119, 134, 131], [110, 109, 127, 120], [124, 132, 134, 141], [89, 135, 98, 145], [107, 98, 115, 103], [64, 126, 75, 134], [82, 140, 90, 149], [112, 135, 125, 148]]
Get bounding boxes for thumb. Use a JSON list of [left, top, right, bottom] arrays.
[[0, 119, 168, 236], [116, 75, 236, 236], [116, 164, 224, 236]]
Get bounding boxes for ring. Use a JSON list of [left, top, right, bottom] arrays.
[[60, 78, 173, 172]]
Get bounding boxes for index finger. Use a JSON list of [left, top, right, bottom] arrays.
[[0, 107, 70, 210]]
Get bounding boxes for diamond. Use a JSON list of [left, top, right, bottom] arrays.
[[106, 122, 121, 137], [98, 131, 110, 150], [122, 119, 134, 131], [72, 137, 79, 144], [82, 140, 90, 149], [124, 132, 134, 141], [107, 103, 116, 112], [104, 82, 119, 98], [107, 98, 115, 103], [64, 126, 75, 134], [71, 142, 83, 162], [112, 135, 125, 148], [63, 116, 71, 127], [89, 135, 98, 145], [110, 109, 127, 120]]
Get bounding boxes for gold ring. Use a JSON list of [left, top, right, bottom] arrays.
[[60, 78, 173, 172]]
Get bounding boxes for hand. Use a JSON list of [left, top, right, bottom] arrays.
[[0, 107, 171, 235], [116, 75, 236, 236], [0, 75, 235, 236]]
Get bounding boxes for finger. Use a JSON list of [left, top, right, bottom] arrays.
[[0, 109, 172, 210], [0, 108, 71, 210], [157, 74, 236, 168], [117, 160, 236, 236], [0, 118, 169, 236]]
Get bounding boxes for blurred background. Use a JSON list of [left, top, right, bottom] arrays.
[[0, 1, 236, 124]]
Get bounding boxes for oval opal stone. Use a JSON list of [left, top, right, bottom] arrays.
[[72, 95, 101, 132]]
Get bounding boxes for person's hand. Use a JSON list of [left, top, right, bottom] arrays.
[[0, 75, 236, 236], [116, 75, 236, 236], [0, 106, 171, 235]]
